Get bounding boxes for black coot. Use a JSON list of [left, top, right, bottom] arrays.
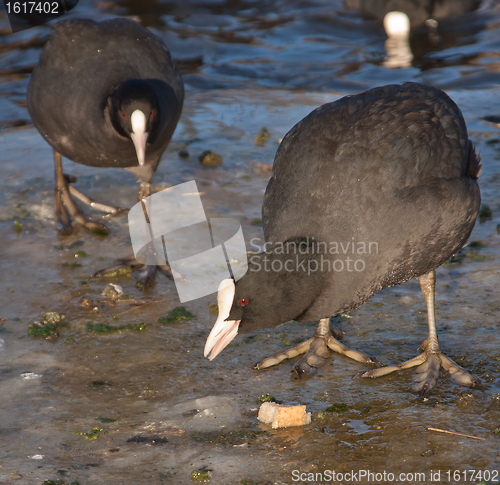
[[205, 82, 481, 395], [27, 18, 184, 235], [344, 0, 482, 28]]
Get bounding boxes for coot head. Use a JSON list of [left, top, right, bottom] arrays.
[[204, 248, 325, 360], [108, 79, 160, 166]]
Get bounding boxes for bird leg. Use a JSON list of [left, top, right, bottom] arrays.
[[138, 181, 151, 201], [92, 256, 174, 288], [356, 270, 479, 394], [68, 183, 124, 215], [253, 317, 377, 378], [53, 150, 124, 234], [92, 180, 171, 288]]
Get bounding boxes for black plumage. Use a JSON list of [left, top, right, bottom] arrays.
[[28, 18, 184, 234], [205, 82, 481, 394]]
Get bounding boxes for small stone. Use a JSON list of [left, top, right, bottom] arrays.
[[44, 312, 64, 324], [102, 283, 124, 301]]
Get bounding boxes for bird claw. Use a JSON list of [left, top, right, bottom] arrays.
[[293, 361, 318, 379], [356, 346, 479, 395], [411, 352, 441, 395], [82, 219, 110, 235], [254, 318, 376, 376], [93, 258, 174, 289], [135, 265, 158, 289]]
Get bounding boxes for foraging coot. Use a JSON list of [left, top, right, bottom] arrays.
[[205, 82, 481, 394], [27, 18, 184, 235]]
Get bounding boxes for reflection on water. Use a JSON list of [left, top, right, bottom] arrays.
[[1, 1, 500, 130], [382, 11, 413, 68], [1, 0, 500, 484]]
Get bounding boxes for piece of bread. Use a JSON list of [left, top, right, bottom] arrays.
[[258, 402, 311, 428]]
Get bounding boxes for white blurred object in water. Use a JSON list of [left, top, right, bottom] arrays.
[[20, 372, 42, 380], [383, 11, 414, 68], [152, 395, 241, 432]]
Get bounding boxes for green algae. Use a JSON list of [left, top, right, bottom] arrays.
[[75, 427, 107, 441], [244, 335, 263, 343], [85, 321, 148, 333], [469, 241, 487, 249], [445, 240, 493, 265], [61, 262, 82, 269], [158, 307, 194, 324], [199, 150, 222, 166], [280, 333, 292, 346], [127, 435, 168, 445], [55, 240, 84, 251], [254, 126, 271, 146], [256, 393, 283, 404], [191, 469, 211, 482], [102, 266, 133, 277], [190, 429, 268, 446], [90, 380, 111, 387], [326, 403, 348, 412], [479, 204, 492, 221], [28, 312, 69, 340], [92, 227, 110, 237], [42, 481, 80, 485], [95, 417, 116, 423]]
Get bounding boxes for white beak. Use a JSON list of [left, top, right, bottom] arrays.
[[130, 109, 148, 166], [204, 279, 240, 361]]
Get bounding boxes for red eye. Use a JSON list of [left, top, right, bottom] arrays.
[[239, 298, 248, 306], [150, 110, 154, 117], [121, 111, 126, 119]]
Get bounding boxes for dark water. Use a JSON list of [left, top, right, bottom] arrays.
[[1, 1, 500, 484]]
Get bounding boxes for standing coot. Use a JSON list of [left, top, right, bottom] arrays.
[[28, 18, 184, 235], [204, 82, 481, 395]]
